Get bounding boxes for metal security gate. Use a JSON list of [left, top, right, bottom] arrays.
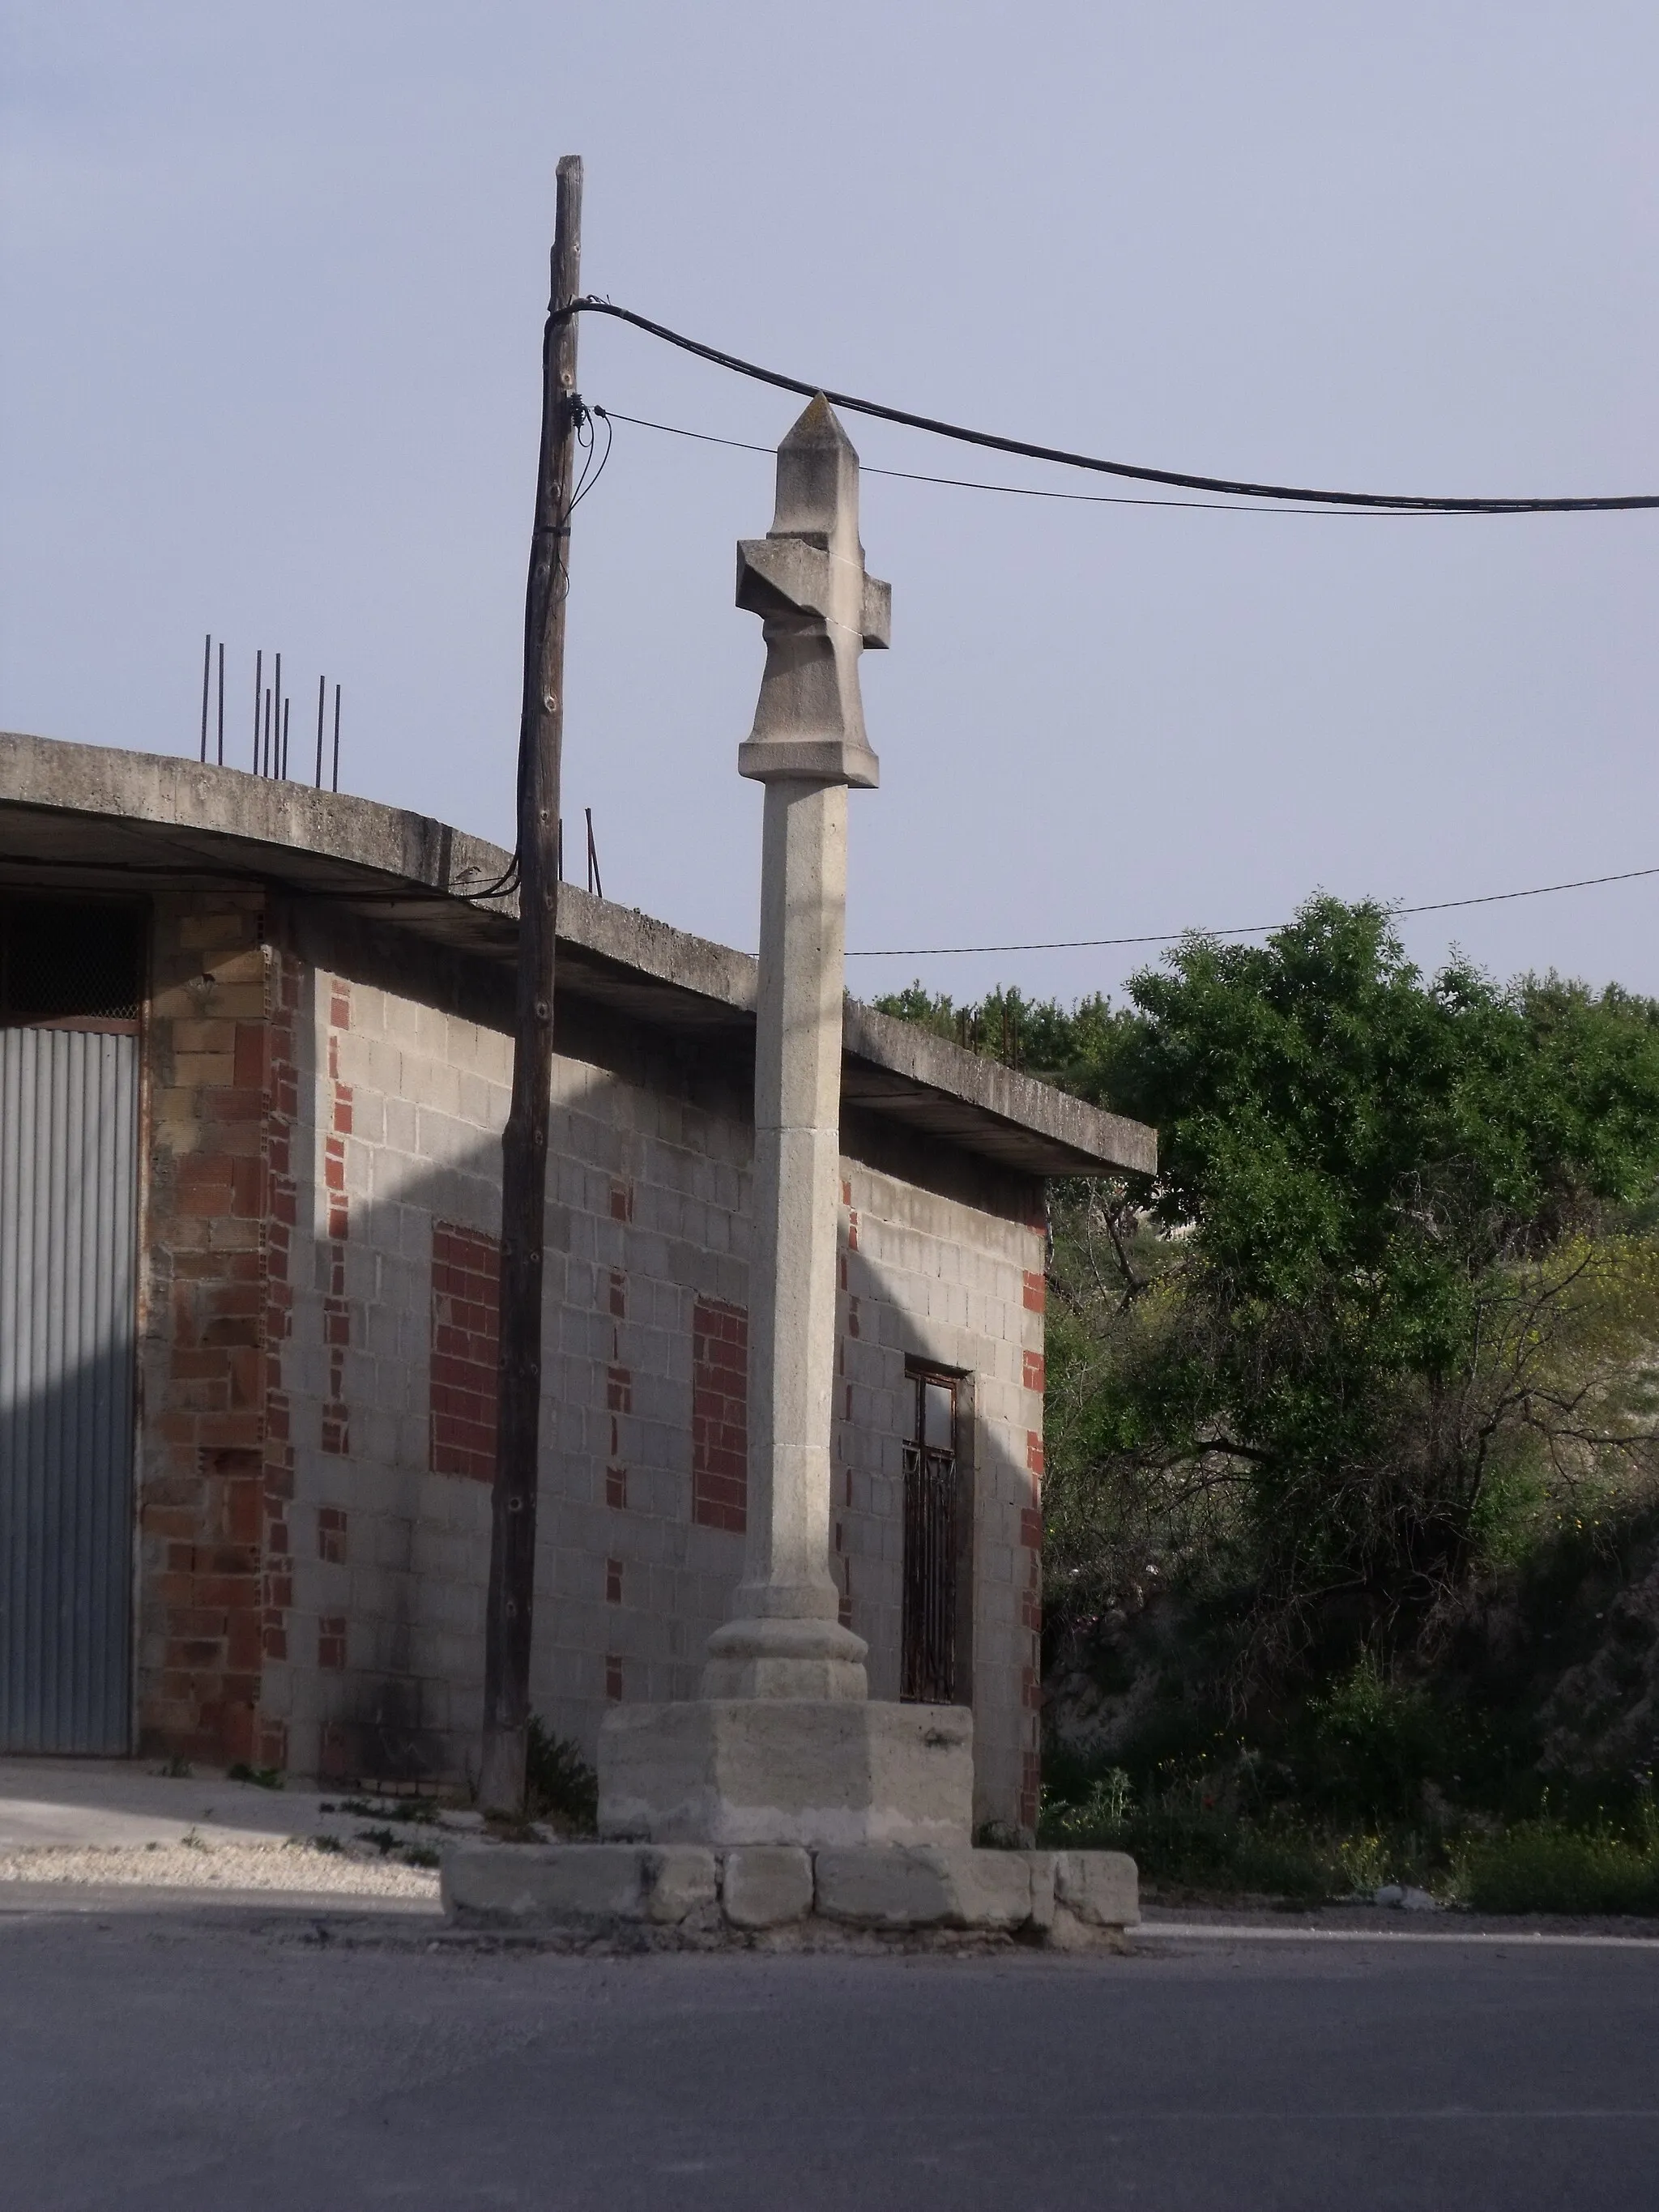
[[0, 1028, 139, 1753], [901, 1369, 961, 1704]]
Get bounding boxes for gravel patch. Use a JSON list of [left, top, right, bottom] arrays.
[[0, 1841, 441, 1899]]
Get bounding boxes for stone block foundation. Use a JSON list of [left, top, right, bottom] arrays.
[[442, 1841, 1137, 1950]]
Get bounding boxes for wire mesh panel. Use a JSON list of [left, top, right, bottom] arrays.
[[0, 899, 143, 1025], [901, 1371, 959, 1704], [0, 1029, 139, 1754]]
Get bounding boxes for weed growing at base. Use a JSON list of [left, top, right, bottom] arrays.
[[526, 1717, 599, 1833], [1040, 1764, 1659, 1914]]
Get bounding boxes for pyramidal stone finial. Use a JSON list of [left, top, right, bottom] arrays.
[[736, 396, 889, 788]]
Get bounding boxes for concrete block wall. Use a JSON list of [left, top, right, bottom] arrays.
[[266, 968, 510, 1782], [531, 1059, 755, 1733], [135, 901, 1044, 1828], [833, 1161, 1047, 1835], [259, 970, 764, 1783]]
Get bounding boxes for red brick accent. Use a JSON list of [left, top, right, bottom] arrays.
[[608, 1177, 633, 1222], [1020, 1516, 1044, 1833], [1020, 1746, 1041, 1835], [604, 1656, 624, 1701], [604, 1557, 623, 1605], [1022, 1269, 1046, 1314], [319, 982, 352, 1455], [138, 901, 287, 1769], [318, 1506, 348, 1564], [318, 1616, 348, 1671], [257, 949, 303, 1744], [603, 1270, 633, 1498], [429, 1221, 501, 1481], [692, 1295, 748, 1532], [1022, 1349, 1045, 1393], [1021, 1527, 1043, 1631], [1026, 1430, 1044, 1477]]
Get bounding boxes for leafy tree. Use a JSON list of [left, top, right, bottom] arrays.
[[881, 901, 1659, 1690]]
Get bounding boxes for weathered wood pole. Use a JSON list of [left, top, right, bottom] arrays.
[[480, 153, 584, 1813]]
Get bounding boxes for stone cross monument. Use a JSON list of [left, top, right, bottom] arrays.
[[701, 395, 887, 1703], [597, 397, 974, 1847]]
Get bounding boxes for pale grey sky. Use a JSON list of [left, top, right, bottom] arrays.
[[2, 2, 1656, 1007]]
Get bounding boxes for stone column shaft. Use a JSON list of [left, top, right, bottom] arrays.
[[702, 394, 885, 1703], [743, 778, 845, 1611], [702, 780, 868, 1697]]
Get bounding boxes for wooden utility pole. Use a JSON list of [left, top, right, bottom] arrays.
[[480, 154, 583, 1813]]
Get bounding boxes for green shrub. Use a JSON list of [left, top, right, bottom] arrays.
[[1298, 1656, 1450, 1822], [1459, 1822, 1659, 1916], [1041, 1771, 1333, 1901]]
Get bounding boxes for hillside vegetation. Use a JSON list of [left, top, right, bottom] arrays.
[[877, 899, 1659, 1909]]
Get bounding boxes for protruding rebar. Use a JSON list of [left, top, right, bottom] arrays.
[[331, 684, 341, 791], [216, 642, 225, 765], [199, 634, 211, 762], [314, 674, 326, 788], [253, 650, 262, 769]]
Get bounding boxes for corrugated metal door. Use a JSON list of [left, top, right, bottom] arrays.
[[0, 1029, 139, 1753]]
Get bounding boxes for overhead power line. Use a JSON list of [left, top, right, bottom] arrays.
[[595, 408, 1464, 517], [845, 863, 1659, 960], [567, 298, 1659, 515]]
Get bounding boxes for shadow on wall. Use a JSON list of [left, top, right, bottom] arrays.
[[9, 1103, 1033, 1809], [139, 1071, 748, 1787], [0, 1340, 136, 1758], [113, 914, 1038, 1801]]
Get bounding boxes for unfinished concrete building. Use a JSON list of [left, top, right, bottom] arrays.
[[0, 733, 1154, 1833]]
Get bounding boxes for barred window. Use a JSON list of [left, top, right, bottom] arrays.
[[901, 1368, 962, 1704]]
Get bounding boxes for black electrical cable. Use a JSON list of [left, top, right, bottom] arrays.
[[566, 298, 1659, 514], [595, 407, 1488, 518], [845, 863, 1659, 960], [567, 403, 614, 514]]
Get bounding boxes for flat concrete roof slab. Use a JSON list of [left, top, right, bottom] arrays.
[[0, 731, 1154, 1178]]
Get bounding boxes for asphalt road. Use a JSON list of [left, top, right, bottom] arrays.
[[4, 1903, 1656, 2211]]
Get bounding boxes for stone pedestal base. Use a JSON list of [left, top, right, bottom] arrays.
[[596, 1698, 973, 1848]]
